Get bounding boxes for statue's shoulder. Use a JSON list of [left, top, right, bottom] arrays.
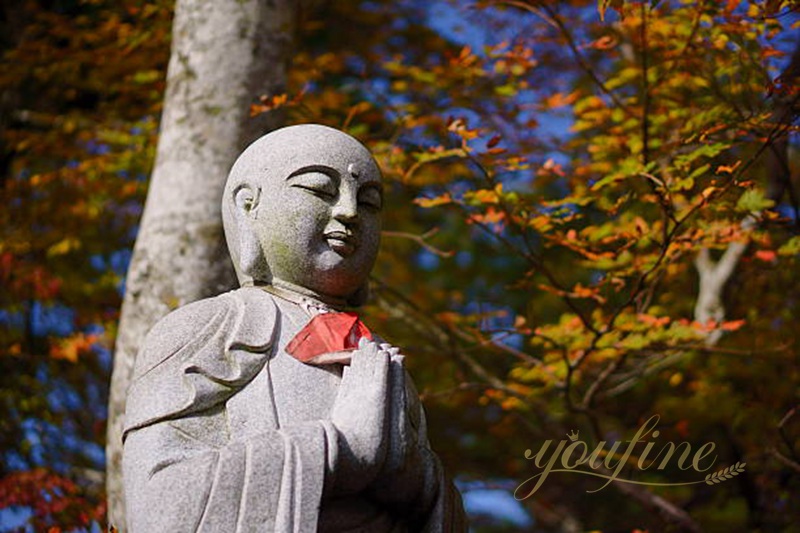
[[125, 288, 279, 436], [133, 287, 278, 381]]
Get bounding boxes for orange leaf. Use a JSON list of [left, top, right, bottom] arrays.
[[716, 161, 741, 174], [572, 283, 607, 304], [637, 313, 670, 327], [542, 91, 578, 109], [540, 157, 566, 177], [590, 35, 617, 50], [469, 207, 505, 227], [414, 193, 453, 208], [721, 319, 746, 332]]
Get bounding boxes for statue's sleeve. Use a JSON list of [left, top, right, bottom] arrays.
[[122, 289, 338, 532], [123, 410, 338, 532]]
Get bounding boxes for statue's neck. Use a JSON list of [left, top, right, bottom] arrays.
[[250, 279, 349, 314]]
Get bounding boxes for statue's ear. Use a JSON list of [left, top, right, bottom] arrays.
[[233, 184, 266, 280]]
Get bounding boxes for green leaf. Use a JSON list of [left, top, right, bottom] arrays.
[[736, 189, 775, 213], [674, 143, 731, 170], [494, 84, 517, 97], [778, 236, 800, 256], [688, 163, 710, 181]]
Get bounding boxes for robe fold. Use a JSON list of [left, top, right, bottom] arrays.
[[123, 287, 465, 532]]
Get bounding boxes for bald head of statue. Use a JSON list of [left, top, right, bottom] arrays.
[[222, 124, 383, 306]]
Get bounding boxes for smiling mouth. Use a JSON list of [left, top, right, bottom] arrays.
[[325, 231, 357, 256]]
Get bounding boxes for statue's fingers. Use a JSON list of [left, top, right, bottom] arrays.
[[404, 379, 421, 443], [392, 357, 408, 433], [380, 342, 398, 356], [386, 356, 408, 469], [363, 338, 382, 359], [340, 362, 351, 381], [332, 365, 354, 419], [346, 345, 362, 381], [362, 351, 389, 439], [351, 338, 376, 380], [380, 342, 401, 358], [371, 349, 390, 395], [388, 356, 405, 410]]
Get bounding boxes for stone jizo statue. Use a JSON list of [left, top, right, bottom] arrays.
[[122, 124, 466, 532]]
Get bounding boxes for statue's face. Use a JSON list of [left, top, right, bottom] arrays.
[[251, 127, 383, 300]]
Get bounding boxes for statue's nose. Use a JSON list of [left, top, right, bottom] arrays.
[[332, 191, 359, 224]]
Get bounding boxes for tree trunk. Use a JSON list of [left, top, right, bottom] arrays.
[[106, 0, 298, 527]]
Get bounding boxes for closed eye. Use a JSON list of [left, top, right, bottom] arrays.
[[292, 183, 335, 198], [288, 170, 337, 198], [358, 186, 383, 211]]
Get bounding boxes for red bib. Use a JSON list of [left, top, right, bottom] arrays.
[[285, 312, 372, 365]]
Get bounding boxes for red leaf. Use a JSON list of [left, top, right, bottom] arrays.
[[755, 250, 777, 262]]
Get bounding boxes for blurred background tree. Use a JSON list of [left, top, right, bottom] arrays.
[[1, 0, 798, 531]]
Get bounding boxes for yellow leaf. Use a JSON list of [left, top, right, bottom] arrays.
[[47, 238, 80, 257], [701, 186, 717, 199]]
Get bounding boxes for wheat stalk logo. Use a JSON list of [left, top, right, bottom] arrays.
[[705, 461, 746, 485]]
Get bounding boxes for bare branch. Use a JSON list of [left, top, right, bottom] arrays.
[[382, 228, 455, 258], [613, 480, 703, 532], [769, 447, 800, 475], [371, 276, 525, 400]]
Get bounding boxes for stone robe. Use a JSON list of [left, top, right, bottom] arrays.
[[123, 286, 465, 532]]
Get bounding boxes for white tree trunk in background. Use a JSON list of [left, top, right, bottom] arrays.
[[693, 216, 755, 346], [106, 0, 298, 527]]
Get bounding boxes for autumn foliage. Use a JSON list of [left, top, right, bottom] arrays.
[[1, 0, 170, 529], [0, 469, 105, 531]]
